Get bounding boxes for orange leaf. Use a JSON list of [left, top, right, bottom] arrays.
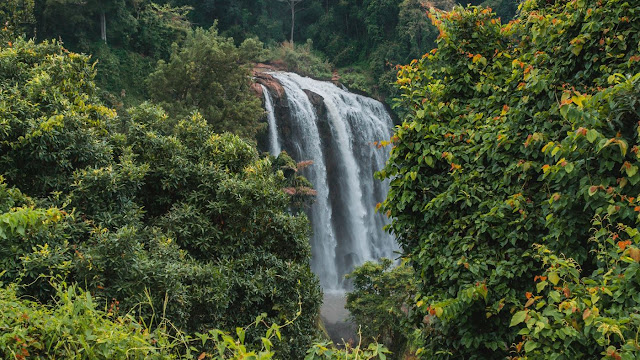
[[525, 292, 532, 299], [525, 297, 535, 308], [198, 352, 206, 360]]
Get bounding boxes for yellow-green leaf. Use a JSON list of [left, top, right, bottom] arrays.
[[510, 310, 527, 327]]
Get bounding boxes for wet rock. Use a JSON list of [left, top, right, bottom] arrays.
[[253, 67, 286, 99]]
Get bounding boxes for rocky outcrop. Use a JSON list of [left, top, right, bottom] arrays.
[[302, 89, 325, 117], [254, 71, 286, 100]]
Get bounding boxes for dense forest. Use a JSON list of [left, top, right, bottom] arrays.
[[2, 0, 640, 359], [12, 0, 517, 106]]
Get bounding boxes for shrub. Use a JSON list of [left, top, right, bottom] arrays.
[[0, 284, 167, 360], [305, 339, 391, 360], [380, 1, 640, 358], [0, 281, 390, 360], [510, 221, 640, 359], [267, 40, 333, 80], [345, 259, 416, 358]]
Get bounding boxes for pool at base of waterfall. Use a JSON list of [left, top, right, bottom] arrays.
[[320, 292, 357, 345]]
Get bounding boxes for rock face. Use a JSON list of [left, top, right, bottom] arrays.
[[254, 71, 288, 153], [254, 70, 286, 99]]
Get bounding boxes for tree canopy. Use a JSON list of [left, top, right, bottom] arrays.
[[147, 26, 265, 139], [0, 38, 321, 359]]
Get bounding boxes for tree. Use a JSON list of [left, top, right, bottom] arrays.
[[147, 25, 265, 139], [346, 259, 417, 359], [278, 0, 304, 43], [0, 37, 322, 359], [0, 0, 35, 41], [134, 3, 192, 58]]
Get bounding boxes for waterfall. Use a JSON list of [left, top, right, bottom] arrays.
[[261, 84, 281, 155], [266, 72, 398, 291]]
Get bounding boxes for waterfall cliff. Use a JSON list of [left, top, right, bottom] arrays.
[[260, 72, 398, 291]]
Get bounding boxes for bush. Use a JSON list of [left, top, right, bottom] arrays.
[[90, 43, 156, 107], [345, 259, 416, 358], [511, 220, 640, 359], [0, 284, 167, 360], [0, 0, 34, 42], [267, 40, 333, 80], [305, 339, 391, 360], [0, 281, 390, 360], [133, 3, 191, 59], [380, 1, 640, 358]]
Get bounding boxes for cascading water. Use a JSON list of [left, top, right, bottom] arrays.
[[265, 72, 398, 292], [260, 84, 281, 155]]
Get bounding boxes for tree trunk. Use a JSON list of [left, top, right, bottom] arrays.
[[100, 11, 106, 43], [290, 2, 295, 43]]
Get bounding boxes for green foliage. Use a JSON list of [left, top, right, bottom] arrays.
[[0, 283, 167, 360], [305, 339, 391, 360], [0, 38, 116, 197], [0, 0, 34, 42], [380, 0, 640, 358], [91, 43, 157, 107], [271, 151, 318, 211], [0, 280, 390, 359], [134, 3, 192, 59], [266, 40, 333, 80], [0, 37, 321, 360], [30, 1, 192, 108], [510, 221, 640, 359], [147, 26, 265, 139], [337, 66, 373, 95], [36, 0, 137, 49], [345, 259, 417, 358]]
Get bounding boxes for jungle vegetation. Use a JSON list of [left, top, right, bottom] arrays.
[[4, 0, 640, 359]]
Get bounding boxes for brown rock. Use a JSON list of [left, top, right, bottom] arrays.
[[250, 82, 263, 98], [253, 71, 286, 99]]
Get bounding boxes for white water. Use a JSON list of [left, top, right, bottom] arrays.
[[260, 84, 281, 155], [267, 72, 398, 291], [272, 73, 340, 288]]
